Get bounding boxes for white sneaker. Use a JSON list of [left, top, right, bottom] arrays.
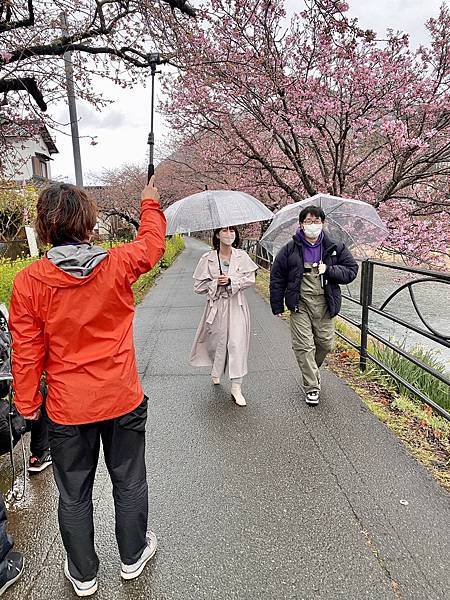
[[120, 531, 157, 581], [231, 383, 247, 407], [211, 377, 221, 385], [64, 559, 98, 597]]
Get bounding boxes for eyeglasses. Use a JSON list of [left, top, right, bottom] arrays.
[[303, 219, 322, 225]]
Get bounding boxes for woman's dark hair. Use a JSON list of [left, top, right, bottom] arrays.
[[298, 206, 326, 223], [36, 183, 98, 246], [212, 226, 240, 250]]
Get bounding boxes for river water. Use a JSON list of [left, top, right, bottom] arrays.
[[340, 264, 450, 372]]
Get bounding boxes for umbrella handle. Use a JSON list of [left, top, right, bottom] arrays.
[[217, 249, 223, 275], [147, 163, 154, 184]]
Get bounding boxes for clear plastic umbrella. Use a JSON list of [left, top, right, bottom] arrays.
[[164, 190, 274, 235], [260, 194, 388, 257]]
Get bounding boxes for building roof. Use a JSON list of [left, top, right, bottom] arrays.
[[39, 124, 58, 155], [2, 119, 59, 155]]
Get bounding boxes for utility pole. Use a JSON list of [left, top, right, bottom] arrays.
[[60, 12, 83, 187], [147, 53, 163, 183]]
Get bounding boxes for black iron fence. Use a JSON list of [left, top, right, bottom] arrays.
[[242, 239, 450, 421]]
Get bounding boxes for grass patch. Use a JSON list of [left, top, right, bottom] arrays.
[[329, 341, 450, 490], [372, 341, 449, 412], [255, 267, 270, 301], [132, 235, 184, 304], [334, 319, 450, 414], [0, 256, 36, 306], [253, 265, 450, 490]]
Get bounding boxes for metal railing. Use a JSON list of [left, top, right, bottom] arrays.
[[242, 239, 450, 421]]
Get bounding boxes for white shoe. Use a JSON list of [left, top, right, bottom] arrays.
[[64, 559, 98, 597], [231, 383, 247, 407], [211, 377, 221, 385], [120, 531, 157, 580]]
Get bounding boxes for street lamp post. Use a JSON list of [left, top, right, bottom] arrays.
[[147, 53, 163, 183]]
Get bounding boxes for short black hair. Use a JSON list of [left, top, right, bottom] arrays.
[[299, 206, 326, 223], [212, 226, 240, 250]]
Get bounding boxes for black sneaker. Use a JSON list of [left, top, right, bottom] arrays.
[[305, 390, 320, 406], [0, 551, 24, 596], [28, 450, 52, 473]]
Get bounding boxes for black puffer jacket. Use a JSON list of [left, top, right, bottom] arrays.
[[269, 234, 358, 317]]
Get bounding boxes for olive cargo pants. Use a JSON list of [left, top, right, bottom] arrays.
[[290, 296, 335, 392]]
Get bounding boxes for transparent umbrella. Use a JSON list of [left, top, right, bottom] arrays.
[[164, 190, 274, 235], [260, 194, 388, 257]]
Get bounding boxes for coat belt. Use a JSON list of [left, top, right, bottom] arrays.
[[205, 289, 243, 324]]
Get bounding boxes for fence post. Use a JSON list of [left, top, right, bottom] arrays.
[[359, 260, 374, 371]]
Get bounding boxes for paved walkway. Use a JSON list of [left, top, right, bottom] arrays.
[[5, 238, 450, 599]]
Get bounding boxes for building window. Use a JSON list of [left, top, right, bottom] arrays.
[[40, 160, 48, 178], [31, 154, 50, 179], [31, 156, 41, 177]]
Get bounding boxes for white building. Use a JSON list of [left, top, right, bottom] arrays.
[[2, 120, 59, 182]]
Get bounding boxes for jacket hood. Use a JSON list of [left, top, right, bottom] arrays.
[[27, 244, 108, 288], [292, 232, 337, 255]]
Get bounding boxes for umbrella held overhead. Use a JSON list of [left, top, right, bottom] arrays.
[[164, 190, 274, 236], [260, 194, 388, 258]]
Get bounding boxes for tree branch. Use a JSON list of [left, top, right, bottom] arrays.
[[0, 0, 34, 33], [0, 77, 46, 110]]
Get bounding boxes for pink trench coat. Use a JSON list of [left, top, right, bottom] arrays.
[[189, 248, 258, 379]]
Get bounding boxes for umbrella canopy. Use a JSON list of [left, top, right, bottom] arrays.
[[164, 190, 274, 235], [260, 194, 388, 258]]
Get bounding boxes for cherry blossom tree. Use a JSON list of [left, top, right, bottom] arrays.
[[89, 163, 147, 230], [158, 0, 450, 264], [0, 0, 195, 176]]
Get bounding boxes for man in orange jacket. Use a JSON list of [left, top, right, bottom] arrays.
[[9, 177, 166, 597]]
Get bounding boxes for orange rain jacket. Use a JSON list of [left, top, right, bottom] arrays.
[[9, 198, 166, 425]]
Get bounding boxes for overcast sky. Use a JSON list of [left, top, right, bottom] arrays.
[[50, 0, 446, 184]]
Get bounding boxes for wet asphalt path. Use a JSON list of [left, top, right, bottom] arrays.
[[4, 237, 450, 600]]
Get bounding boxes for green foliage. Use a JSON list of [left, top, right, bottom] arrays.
[[335, 318, 450, 414], [0, 183, 39, 242], [132, 235, 184, 303], [159, 235, 185, 269], [371, 341, 450, 412], [0, 256, 36, 306]]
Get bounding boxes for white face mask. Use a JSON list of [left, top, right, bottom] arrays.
[[219, 231, 235, 246], [303, 223, 323, 238]]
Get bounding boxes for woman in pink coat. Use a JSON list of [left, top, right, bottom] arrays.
[[189, 227, 258, 406]]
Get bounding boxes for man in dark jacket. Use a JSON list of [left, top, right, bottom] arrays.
[[270, 206, 358, 405]]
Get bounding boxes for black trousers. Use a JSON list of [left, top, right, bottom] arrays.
[[0, 493, 13, 586], [27, 382, 49, 456], [47, 397, 149, 582], [29, 413, 49, 456]]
